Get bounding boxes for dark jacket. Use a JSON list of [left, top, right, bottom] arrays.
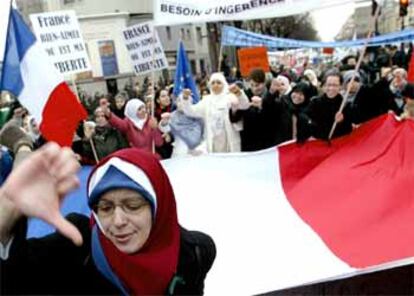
[[229, 88, 278, 151], [230, 106, 271, 151], [370, 78, 406, 118], [263, 83, 312, 145], [82, 126, 129, 162], [303, 93, 353, 141], [1, 214, 216, 295], [346, 85, 373, 124], [110, 105, 126, 119], [154, 105, 174, 159]]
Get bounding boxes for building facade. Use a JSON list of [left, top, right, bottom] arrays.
[[15, 0, 212, 94], [337, 0, 414, 41]]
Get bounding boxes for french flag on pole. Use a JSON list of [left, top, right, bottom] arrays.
[[1, 8, 87, 146], [164, 114, 414, 295]]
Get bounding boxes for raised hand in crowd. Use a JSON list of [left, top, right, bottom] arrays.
[[228, 83, 242, 96], [83, 121, 96, 140], [162, 132, 172, 143], [99, 98, 111, 116], [148, 116, 159, 129], [381, 67, 393, 79], [251, 96, 263, 109], [229, 82, 250, 110], [160, 112, 171, 126], [269, 78, 279, 94], [0, 142, 82, 246], [182, 88, 192, 100], [12, 107, 26, 120]]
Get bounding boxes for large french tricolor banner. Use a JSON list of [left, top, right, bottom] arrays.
[[0, 8, 87, 146], [27, 114, 414, 294], [163, 114, 414, 294]]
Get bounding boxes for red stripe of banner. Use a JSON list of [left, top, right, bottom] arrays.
[[40, 82, 87, 147], [279, 114, 414, 268]]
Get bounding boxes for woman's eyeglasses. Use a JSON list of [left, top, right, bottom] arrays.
[[94, 199, 149, 218]]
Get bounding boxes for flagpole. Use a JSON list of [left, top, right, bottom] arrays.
[[328, 3, 381, 141], [89, 137, 99, 163], [151, 24, 157, 154], [218, 45, 224, 72], [71, 76, 80, 101], [217, 23, 223, 72], [151, 28, 156, 118], [71, 75, 99, 163]]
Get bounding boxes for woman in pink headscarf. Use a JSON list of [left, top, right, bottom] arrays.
[[101, 98, 167, 155]]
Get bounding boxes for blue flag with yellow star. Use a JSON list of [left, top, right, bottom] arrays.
[[173, 41, 200, 103]]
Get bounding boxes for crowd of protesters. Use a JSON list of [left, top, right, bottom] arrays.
[[0, 44, 414, 165], [0, 42, 413, 294]]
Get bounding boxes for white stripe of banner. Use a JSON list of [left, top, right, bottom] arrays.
[[20, 43, 63, 125], [162, 149, 354, 295], [153, 0, 355, 26]]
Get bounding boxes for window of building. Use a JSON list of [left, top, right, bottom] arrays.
[[196, 26, 202, 44], [180, 28, 185, 40], [166, 26, 172, 40], [63, 0, 75, 4], [190, 60, 196, 74], [186, 28, 191, 40], [200, 59, 205, 73]]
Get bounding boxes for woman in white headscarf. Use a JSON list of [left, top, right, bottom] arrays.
[[100, 98, 165, 156], [180, 73, 247, 153], [304, 69, 319, 88], [275, 75, 292, 97]]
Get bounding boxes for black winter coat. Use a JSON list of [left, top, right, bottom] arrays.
[[303, 94, 353, 141], [82, 126, 129, 162], [229, 89, 276, 151], [1, 214, 216, 295]]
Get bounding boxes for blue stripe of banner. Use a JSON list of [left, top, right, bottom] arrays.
[[27, 166, 93, 238]]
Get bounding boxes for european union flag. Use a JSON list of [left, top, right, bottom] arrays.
[[173, 41, 200, 103]]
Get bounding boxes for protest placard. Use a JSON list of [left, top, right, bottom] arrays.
[[122, 21, 168, 76], [238, 47, 270, 77], [30, 10, 91, 75]]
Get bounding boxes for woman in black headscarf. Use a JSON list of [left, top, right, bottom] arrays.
[[268, 82, 312, 145]]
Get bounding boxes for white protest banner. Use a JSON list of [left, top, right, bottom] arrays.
[[122, 21, 168, 76], [154, 0, 354, 26], [30, 10, 91, 75]]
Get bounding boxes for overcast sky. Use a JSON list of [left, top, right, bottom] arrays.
[[312, 2, 356, 41]]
